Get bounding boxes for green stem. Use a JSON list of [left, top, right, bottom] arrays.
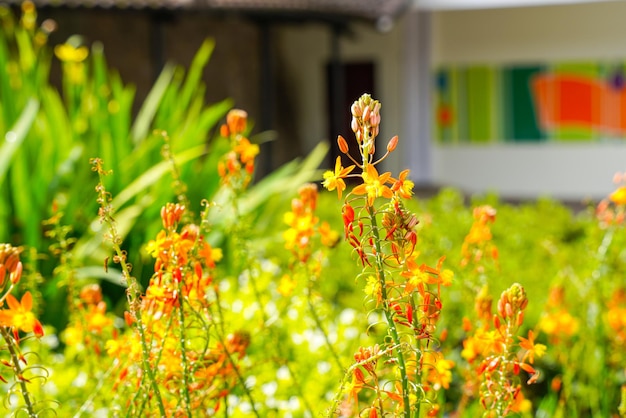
[[247, 265, 315, 416], [368, 205, 411, 417], [112, 243, 167, 417], [0, 327, 36, 418], [325, 344, 399, 417], [208, 300, 261, 418], [591, 226, 614, 415], [73, 361, 117, 418], [95, 165, 167, 416], [177, 283, 193, 416], [306, 281, 344, 371]]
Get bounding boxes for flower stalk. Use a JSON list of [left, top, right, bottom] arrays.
[[323, 94, 453, 416], [91, 158, 167, 417]]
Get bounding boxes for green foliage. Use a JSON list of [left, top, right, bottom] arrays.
[[0, 5, 325, 327]]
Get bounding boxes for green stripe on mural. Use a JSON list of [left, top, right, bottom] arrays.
[[504, 66, 546, 142], [466, 66, 493, 142], [451, 68, 464, 142]]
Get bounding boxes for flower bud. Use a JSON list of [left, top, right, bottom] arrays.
[[351, 117, 359, 134], [373, 101, 381, 115], [497, 283, 527, 320], [80, 284, 103, 305], [124, 311, 135, 326], [362, 106, 371, 123], [370, 113, 380, 128], [10, 261, 22, 284], [337, 135, 349, 154], [387, 135, 398, 152], [226, 109, 248, 135]]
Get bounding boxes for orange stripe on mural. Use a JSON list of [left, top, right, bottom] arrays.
[[532, 74, 626, 135]]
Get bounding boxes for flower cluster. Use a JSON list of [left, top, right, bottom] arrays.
[[462, 283, 544, 416], [537, 284, 579, 343], [104, 203, 246, 416], [461, 205, 499, 272], [218, 109, 259, 189], [0, 245, 43, 339], [283, 183, 339, 265], [608, 288, 626, 344], [62, 283, 115, 356], [324, 94, 453, 416], [0, 244, 46, 415], [597, 171, 626, 226]]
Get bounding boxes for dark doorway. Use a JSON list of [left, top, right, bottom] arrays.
[[326, 61, 376, 172]]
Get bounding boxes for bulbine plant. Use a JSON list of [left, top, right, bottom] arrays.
[[87, 110, 261, 416], [323, 94, 455, 417], [0, 245, 49, 417]]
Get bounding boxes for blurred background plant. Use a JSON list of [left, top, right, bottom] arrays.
[[0, 2, 324, 331]]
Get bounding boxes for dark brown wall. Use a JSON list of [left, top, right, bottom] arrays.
[[39, 7, 302, 172]]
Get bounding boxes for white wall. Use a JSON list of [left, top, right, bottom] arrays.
[[431, 1, 626, 200], [276, 20, 406, 174], [278, 2, 626, 201]]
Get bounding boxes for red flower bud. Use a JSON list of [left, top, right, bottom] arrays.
[[337, 135, 349, 154]]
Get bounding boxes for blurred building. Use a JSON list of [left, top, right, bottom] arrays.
[[10, 0, 626, 200]]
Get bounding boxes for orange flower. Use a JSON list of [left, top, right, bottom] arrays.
[[391, 169, 414, 199], [225, 109, 248, 136], [234, 137, 259, 165], [323, 157, 355, 199], [352, 164, 393, 206], [0, 292, 44, 337], [518, 330, 547, 364]]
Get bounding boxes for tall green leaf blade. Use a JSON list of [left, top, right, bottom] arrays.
[[0, 98, 38, 185], [178, 39, 214, 116], [131, 63, 175, 144], [0, 29, 16, 125], [112, 143, 208, 211]]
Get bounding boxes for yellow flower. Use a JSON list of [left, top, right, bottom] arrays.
[[461, 334, 482, 363], [234, 137, 259, 164], [278, 275, 296, 297], [422, 351, 455, 390], [54, 43, 89, 63], [319, 221, 340, 248], [440, 269, 454, 287], [610, 186, 626, 205], [322, 157, 355, 199], [539, 310, 579, 337], [364, 275, 382, 305], [352, 164, 393, 206]]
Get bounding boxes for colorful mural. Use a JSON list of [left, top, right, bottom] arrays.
[[434, 62, 626, 142]]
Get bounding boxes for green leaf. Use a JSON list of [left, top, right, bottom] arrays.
[[131, 63, 175, 144], [0, 98, 38, 186], [239, 140, 329, 213], [112, 143, 208, 211], [75, 266, 125, 287], [178, 39, 215, 114]]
